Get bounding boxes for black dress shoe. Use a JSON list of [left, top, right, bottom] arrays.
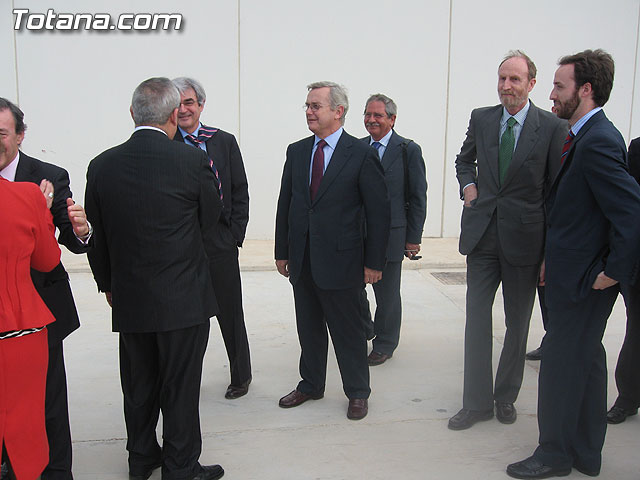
[[225, 378, 251, 399], [525, 347, 543, 361], [191, 464, 224, 480], [607, 405, 638, 424], [278, 389, 323, 408], [129, 461, 161, 480], [506, 456, 571, 479], [367, 351, 392, 366], [347, 398, 368, 420], [496, 402, 517, 424], [573, 462, 600, 477], [447, 408, 493, 430]]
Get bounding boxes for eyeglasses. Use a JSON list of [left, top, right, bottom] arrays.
[[364, 112, 387, 120], [303, 103, 328, 112]]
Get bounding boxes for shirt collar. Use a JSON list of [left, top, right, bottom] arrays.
[[315, 127, 344, 150], [134, 126, 168, 136], [570, 107, 602, 135], [501, 99, 531, 126], [370, 129, 393, 147], [0, 150, 20, 181], [178, 123, 202, 139]]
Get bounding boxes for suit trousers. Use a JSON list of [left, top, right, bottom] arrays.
[[119, 321, 210, 480], [42, 342, 73, 480], [463, 216, 538, 411], [209, 246, 251, 386], [612, 281, 640, 411], [534, 286, 618, 471], [292, 245, 370, 399], [370, 261, 403, 355]]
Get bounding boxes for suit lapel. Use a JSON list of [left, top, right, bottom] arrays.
[[547, 110, 604, 196], [502, 104, 540, 188], [480, 107, 503, 188], [381, 131, 402, 171], [299, 136, 315, 205], [15, 152, 37, 182], [312, 132, 352, 204], [205, 132, 225, 170]]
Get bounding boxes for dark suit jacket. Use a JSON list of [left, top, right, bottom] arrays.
[[275, 130, 390, 290], [85, 129, 222, 333], [627, 137, 640, 183], [173, 128, 249, 248], [15, 151, 90, 345], [362, 131, 427, 262], [455, 102, 568, 266], [545, 110, 640, 309]]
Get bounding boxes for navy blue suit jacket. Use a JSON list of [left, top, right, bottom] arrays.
[[275, 130, 390, 290], [545, 111, 640, 309]]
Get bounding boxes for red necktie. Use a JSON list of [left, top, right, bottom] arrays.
[[560, 131, 575, 164], [310, 139, 327, 201]]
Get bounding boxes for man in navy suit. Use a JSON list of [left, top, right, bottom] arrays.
[[508, 49, 640, 479], [359, 94, 427, 366], [606, 137, 640, 425], [275, 81, 390, 420]]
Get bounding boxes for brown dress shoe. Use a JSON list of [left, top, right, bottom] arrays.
[[368, 351, 392, 366], [225, 378, 251, 399], [278, 389, 323, 408], [347, 398, 368, 420]]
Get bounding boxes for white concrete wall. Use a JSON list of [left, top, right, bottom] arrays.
[[2, 0, 640, 240]]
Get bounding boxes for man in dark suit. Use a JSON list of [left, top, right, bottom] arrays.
[[85, 78, 225, 480], [507, 49, 640, 479], [0, 97, 91, 480], [275, 81, 390, 420], [359, 93, 427, 366], [449, 51, 567, 431], [171, 77, 252, 400], [607, 137, 640, 425]]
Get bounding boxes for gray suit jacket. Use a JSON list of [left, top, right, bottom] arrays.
[[362, 131, 427, 262], [455, 102, 567, 266]]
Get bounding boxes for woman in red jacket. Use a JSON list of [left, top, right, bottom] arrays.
[[0, 177, 61, 480]]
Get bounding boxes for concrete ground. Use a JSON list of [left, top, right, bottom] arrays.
[[59, 238, 638, 479]]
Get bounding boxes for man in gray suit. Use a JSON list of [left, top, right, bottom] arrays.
[[448, 51, 567, 430], [360, 94, 427, 366]]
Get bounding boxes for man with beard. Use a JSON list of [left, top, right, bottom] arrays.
[[449, 51, 567, 431], [507, 49, 640, 479]]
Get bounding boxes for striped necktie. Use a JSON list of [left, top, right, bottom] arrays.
[[560, 131, 575, 164], [185, 125, 223, 201]]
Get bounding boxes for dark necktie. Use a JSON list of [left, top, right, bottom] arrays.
[[310, 139, 327, 201], [372, 141, 382, 159], [499, 116, 517, 185], [561, 131, 575, 164], [185, 125, 223, 201]]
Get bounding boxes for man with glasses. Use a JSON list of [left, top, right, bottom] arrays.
[[359, 93, 427, 366], [172, 77, 252, 400], [275, 81, 390, 420]]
